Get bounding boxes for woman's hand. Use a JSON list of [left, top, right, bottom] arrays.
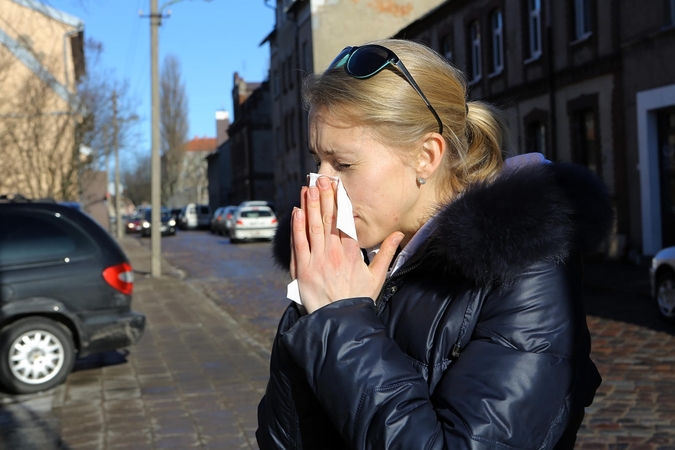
[[290, 176, 403, 314]]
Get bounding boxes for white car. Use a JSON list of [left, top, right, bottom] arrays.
[[229, 206, 277, 243], [650, 246, 675, 324]]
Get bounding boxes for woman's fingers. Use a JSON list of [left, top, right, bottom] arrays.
[[369, 231, 404, 286], [289, 208, 297, 280], [291, 207, 311, 271], [317, 177, 338, 237]]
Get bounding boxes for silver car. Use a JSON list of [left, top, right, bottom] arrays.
[[650, 246, 675, 324]]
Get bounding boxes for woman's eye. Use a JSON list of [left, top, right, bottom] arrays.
[[335, 163, 351, 170]]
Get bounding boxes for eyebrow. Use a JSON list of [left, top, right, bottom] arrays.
[[309, 148, 337, 156]]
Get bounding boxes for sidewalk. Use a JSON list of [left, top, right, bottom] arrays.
[[49, 237, 270, 449]]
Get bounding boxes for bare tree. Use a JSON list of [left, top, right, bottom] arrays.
[[160, 54, 189, 205], [123, 152, 152, 207]]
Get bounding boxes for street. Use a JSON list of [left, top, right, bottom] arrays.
[[0, 230, 673, 449]]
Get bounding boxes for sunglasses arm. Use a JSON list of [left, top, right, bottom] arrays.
[[394, 61, 444, 135]]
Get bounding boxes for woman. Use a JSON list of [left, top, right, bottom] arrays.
[[256, 39, 613, 449]]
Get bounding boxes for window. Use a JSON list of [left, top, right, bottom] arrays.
[[0, 210, 95, 266], [667, 0, 675, 26], [571, 110, 601, 175], [490, 9, 504, 74], [440, 33, 453, 63], [272, 68, 279, 98], [527, 0, 542, 59], [469, 21, 482, 82], [573, 0, 592, 41], [526, 122, 547, 156], [287, 56, 294, 89], [289, 109, 296, 147], [302, 41, 310, 73], [240, 210, 272, 218]]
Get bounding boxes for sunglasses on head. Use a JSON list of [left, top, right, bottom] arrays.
[[327, 44, 444, 135]]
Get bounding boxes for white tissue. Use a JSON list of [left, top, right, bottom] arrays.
[[286, 173, 358, 304]]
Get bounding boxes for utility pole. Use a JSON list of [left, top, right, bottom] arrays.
[[150, 0, 162, 277], [113, 90, 124, 240], [103, 125, 111, 233]]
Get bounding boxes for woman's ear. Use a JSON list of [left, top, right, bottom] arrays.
[[417, 132, 446, 179]]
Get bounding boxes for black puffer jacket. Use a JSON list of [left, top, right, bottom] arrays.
[[257, 162, 614, 450]]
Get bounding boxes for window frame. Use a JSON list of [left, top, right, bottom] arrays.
[[489, 8, 504, 76], [469, 20, 483, 84], [525, 0, 543, 62], [440, 32, 454, 63], [572, 0, 593, 42]]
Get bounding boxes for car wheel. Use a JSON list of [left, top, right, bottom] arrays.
[[0, 317, 75, 394], [655, 272, 675, 324]]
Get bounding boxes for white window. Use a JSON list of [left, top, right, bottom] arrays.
[[470, 21, 482, 82], [528, 0, 542, 59], [490, 9, 504, 74], [574, 0, 592, 41]]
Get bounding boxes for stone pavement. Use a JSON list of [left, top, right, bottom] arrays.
[[31, 237, 271, 449], [577, 260, 675, 449]]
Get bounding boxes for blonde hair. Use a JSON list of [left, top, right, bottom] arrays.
[[303, 39, 508, 201]]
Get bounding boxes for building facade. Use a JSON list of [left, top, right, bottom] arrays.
[[228, 74, 274, 205], [393, 0, 675, 258], [0, 0, 85, 200], [168, 136, 215, 208], [264, 0, 447, 219], [206, 110, 232, 211]]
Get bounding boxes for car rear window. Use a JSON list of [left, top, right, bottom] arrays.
[[240, 210, 272, 218], [199, 206, 210, 215], [0, 209, 96, 266]]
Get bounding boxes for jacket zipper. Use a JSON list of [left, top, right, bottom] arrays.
[[375, 259, 424, 314]]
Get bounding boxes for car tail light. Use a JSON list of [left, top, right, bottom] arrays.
[[236, 220, 243, 225], [226, 213, 232, 219], [103, 262, 134, 295], [272, 218, 277, 224]]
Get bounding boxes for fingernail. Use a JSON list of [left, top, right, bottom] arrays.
[[309, 186, 319, 199], [393, 233, 404, 245], [317, 177, 329, 189]]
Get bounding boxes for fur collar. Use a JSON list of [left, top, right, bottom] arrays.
[[272, 162, 614, 286]]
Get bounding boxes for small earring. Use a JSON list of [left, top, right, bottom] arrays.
[[417, 177, 426, 185]]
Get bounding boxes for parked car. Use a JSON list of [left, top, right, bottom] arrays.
[[140, 208, 176, 237], [221, 205, 239, 236], [238, 200, 275, 212], [650, 246, 675, 324], [0, 199, 146, 394], [229, 205, 278, 243], [125, 213, 143, 234], [179, 203, 211, 230], [210, 207, 227, 234]]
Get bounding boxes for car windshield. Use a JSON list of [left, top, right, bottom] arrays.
[[144, 210, 171, 221]]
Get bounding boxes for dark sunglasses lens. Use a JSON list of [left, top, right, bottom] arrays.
[[346, 46, 391, 77], [328, 47, 353, 70]]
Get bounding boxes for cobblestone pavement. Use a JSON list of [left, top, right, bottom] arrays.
[[576, 262, 675, 449]]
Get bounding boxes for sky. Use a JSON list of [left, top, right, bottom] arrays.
[[45, 0, 276, 161]]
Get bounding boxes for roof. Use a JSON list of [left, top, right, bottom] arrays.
[[0, 0, 86, 114], [185, 137, 217, 152], [10, 0, 84, 29]]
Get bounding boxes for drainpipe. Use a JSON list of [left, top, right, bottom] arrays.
[[546, 0, 558, 161]]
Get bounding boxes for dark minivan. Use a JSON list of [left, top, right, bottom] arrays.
[[0, 200, 145, 394]]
